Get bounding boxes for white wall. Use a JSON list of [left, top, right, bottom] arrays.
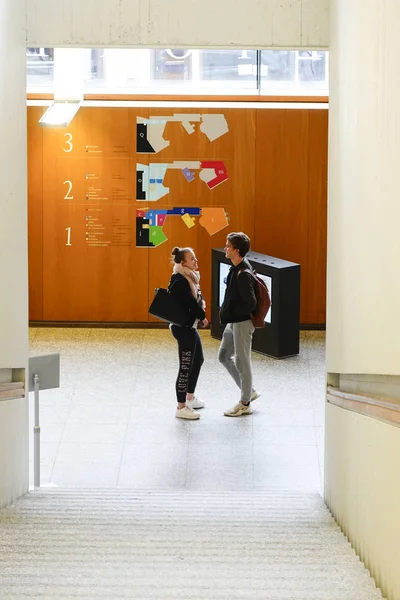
[[327, 0, 400, 375], [0, 0, 29, 508], [325, 404, 400, 600], [27, 0, 329, 48], [326, 1, 400, 597]]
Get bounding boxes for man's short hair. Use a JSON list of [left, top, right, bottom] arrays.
[[227, 232, 250, 258]]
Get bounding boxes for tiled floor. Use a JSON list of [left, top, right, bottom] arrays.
[[29, 328, 326, 492]]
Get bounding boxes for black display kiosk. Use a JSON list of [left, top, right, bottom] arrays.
[[211, 248, 300, 359]]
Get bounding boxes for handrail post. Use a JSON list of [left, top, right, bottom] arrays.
[[33, 373, 40, 489]]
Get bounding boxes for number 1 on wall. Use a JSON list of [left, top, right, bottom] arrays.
[[65, 227, 72, 246]]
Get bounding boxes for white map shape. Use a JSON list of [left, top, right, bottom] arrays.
[[137, 114, 229, 154], [137, 161, 202, 202], [198, 168, 216, 184], [200, 114, 229, 142]]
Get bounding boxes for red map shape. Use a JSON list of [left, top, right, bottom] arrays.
[[200, 161, 228, 190]]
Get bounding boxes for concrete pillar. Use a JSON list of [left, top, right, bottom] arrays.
[[326, 0, 400, 597], [327, 0, 400, 374], [0, 0, 29, 507]]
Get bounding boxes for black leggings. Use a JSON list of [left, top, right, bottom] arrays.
[[170, 325, 204, 404]]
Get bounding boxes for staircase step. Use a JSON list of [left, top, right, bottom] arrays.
[[0, 489, 384, 600]]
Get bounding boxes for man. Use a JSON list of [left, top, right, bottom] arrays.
[[218, 232, 260, 417]]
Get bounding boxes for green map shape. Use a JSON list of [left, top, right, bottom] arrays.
[[149, 226, 168, 247]]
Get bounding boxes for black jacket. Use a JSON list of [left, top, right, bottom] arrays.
[[168, 273, 206, 328], [219, 258, 257, 324]]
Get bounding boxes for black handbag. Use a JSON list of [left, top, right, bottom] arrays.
[[149, 287, 191, 327]]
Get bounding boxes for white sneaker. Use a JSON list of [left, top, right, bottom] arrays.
[[176, 406, 200, 420], [186, 396, 205, 409], [251, 390, 261, 402], [224, 402, 252, 417]]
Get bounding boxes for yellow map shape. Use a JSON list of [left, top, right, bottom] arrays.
[[199, 208, 229, 235], [182, 213, 196, 229]]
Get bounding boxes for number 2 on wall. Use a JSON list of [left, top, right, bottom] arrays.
[[65, 227, 72, 246], [64, 180, 73, 200], [64, 133, 73, 153]]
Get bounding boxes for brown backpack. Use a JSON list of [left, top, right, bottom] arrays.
[[239, 268, 271, 328]]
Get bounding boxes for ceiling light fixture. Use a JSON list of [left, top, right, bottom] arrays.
[[38, 48, 85, 128], [39, 101, 81, 127]]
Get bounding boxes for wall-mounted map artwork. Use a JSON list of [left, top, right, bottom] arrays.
[[136, 160, 228, 201], [137, 114, 229, 153], [31, 106, 315, 324], [135, 111, 230, 246], [136, 207, 229, 247]]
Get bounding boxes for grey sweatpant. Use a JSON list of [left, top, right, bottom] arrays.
[[218, 320, 255, 403]]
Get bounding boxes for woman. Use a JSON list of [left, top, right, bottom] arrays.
[[168, 246, 208, 420]]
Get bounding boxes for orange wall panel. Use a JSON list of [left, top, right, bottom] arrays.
[[254, 110, 310, 322], [27, 106, 328, 325], [307, 110, 328, 324], [28, 106, 45, 321]]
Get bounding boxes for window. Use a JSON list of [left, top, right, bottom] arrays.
[[152, 49, 192, 82], [260, 50, 328, 95], [26, 48, 54, 89], [27, 48, 328, 97]]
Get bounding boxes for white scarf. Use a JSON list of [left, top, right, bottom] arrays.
[[173, 264, 201, 299]]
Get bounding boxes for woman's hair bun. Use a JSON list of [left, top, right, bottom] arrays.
[[171, 246, 181, 256]]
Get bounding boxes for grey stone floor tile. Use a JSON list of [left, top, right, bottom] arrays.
[[253, 444, 319, 467], [189, 420, 253, 445], [31, 388, 75, 404], [67, 404, 131, 424], [313, 405, 326, 427], [29, 464, 53, 487], [29, 442, 59, 468], [317, 445, 325, 467], [55, 442, 124, 467], [29, 404, 70, 426], [253, 407, 316, 427], [51, 464, 119, 488], [117, 468, 187, 489], [75, 376, 138, 392], [28, 327, 327, 492], [253, 425, 317, 446], [118, 443, 188, 489], [71, 391, 133, 406], [258, 394, 314, 410], [186, 443, 253, 489], [39, 422, 66, 444], [188, 443, 253, 463], [28, 327, 39, 343], [61, 421, 127, 444], [254, 464, 321, 491], [315, 426, 324, 446], [125, 421, 191, 445], [122, 440, 188, 460]]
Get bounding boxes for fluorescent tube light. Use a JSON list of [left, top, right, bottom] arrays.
[[38, 102, 81, 127]]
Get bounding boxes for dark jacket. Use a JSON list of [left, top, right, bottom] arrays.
[[168, 273, 206, 328], [219, 258, 257, 324]]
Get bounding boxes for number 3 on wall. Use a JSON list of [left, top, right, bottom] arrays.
[[65, 227, 72, 246], [63, 133, 73, 153], [64, 180, 73, 200]]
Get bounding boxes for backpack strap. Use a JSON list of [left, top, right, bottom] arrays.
[[237, 267, 255, 285], [237, 264, 253, 277]]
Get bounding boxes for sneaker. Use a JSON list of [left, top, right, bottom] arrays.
[[251, 390, 261, 402], [224, 402, 253, 417], [176, 406, 200, 420], [186, 396, 205, 409]]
